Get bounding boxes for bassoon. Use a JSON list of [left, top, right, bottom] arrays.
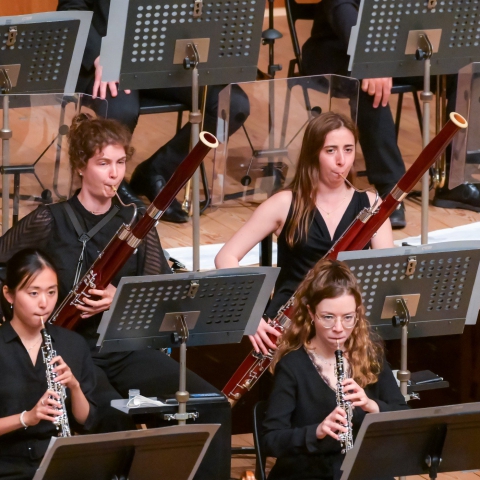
[[222, 112, 467, 405], [49, 131, 219, 330]]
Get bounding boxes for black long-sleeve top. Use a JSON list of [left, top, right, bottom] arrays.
[[0, 322, 97, 460], [0, 195, 170, 350], [262, 347, 408, 480]]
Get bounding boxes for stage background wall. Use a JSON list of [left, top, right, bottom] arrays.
[[0, 1, 58, 16]]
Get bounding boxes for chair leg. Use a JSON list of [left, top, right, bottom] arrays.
[[395, 92, 404, 140], [176, 110, 184, 133], [412, 91, 423, 136], [199, 161, 211, 214]]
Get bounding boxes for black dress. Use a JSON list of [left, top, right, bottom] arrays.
[[265, 191, 370, 318], [262, 348, 408, 480], [0, 322, 97, 480], [0, 195, 231, 480]]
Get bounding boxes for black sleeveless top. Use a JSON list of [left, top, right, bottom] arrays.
[[265, 191, 370, 318]]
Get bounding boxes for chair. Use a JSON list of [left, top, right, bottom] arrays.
[[253, 400, 270, 480], [138, 94, 211, 211], [138, 95, 187, 133], [285, 0, 423, 141]]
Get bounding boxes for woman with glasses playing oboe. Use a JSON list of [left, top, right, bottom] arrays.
[[262, 259, 407, 480], [0, 249, 96, 480]]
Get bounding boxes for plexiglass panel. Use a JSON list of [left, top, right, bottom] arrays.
[[213, 75, 359, 205], [451, 62, 480, 188], [0, 93, 107, 227]]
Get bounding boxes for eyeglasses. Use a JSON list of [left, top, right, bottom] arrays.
[[315, 313, 357, 329]]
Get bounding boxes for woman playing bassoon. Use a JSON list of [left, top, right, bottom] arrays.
[[215, 112, 394, 355]]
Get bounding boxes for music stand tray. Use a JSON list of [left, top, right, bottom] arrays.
[[96, 267, 279, 352], [339, 402, 480, 480], [32, 424, 218, 480]]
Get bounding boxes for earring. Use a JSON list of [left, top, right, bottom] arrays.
[[10, 303, 12, 310], [78, 172, 83, 176]]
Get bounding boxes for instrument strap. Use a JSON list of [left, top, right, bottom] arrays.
[[63, 202, 120, 285]]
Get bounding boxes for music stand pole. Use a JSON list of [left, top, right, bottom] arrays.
[[391, 297, 417, 401], [418, 35, 434, 244], [162, 314, 200, 425], [1, 91, 11, 234], [188, 49, 202, 271]]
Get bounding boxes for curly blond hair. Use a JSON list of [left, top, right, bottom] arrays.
[[270, 259, 384, 388]]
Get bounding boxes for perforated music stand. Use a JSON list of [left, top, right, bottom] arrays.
[[97, 267, 279, 350], [0, 11, 92, 233], [347, 0, 480, 244], [99, 0, 264, 89], [97, 267, 279, 423], [32, 424, 218, 480], [339, 402, 480, 480], [338, 241, 480, 398]]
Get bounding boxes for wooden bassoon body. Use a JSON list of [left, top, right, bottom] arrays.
[[49, 131, 219, 330], [222, 112, 467, 406]]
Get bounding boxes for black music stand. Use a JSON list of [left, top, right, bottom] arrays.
[[339, 402, 480, 480], [0, 11, 92, 233], [98, 0, 265, 270], [347, 0, 480, 243], [338, 241, 480, 399], [32, 424, 218, 480], [97, 267, 279, 423]]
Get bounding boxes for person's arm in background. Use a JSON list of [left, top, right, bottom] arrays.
[[57, 0, 130, 99], [322, 0, 392, 107], [215, 191, 292, 354]]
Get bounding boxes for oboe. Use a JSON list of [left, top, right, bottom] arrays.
[[334, 342, 353, 453], [40, 317, 71, 438]]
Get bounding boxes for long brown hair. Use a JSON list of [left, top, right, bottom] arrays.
[[284, 112, 358, 248], [271, 259, 383, 388]]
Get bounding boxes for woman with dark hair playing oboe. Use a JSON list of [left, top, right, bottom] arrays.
[[0, 249, 96, 480], [262, 259, 407, 480]]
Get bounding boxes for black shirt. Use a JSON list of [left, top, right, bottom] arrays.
[[0, 194, 171, 349], [263, 348, 408, 480], [266, 191, 370, 318], [0, 322, 97, 459]]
